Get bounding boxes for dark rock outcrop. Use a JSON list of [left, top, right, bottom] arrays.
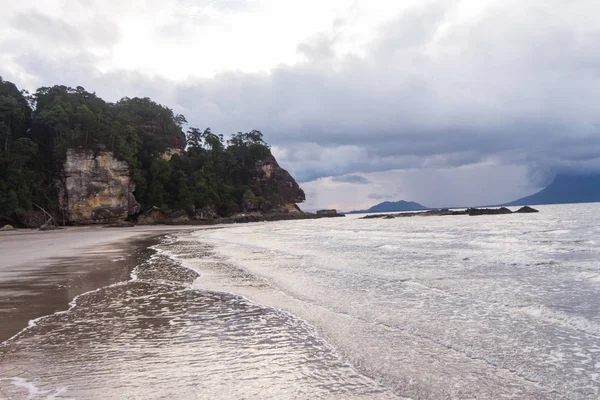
[[137, 206, 167, 225], [103, 221, 135, 228], [362, 209, 463, 219], [231, 212, 266, 223], [316, 209, 338, 217], [243, 196, 261, 212], [193, 205, 219, 220], [252, 155, 305, 207], [165, 210, 190, 224], [13, 210, 46, 228], [466, 207, 512, 216], [515, 206, 539, 213], [142, 120, 186, 150], [361, 207, 539, 219], [137, 207, 191, 225], [316, 209, 345, 218]]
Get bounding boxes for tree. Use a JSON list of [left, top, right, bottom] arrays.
[[0, 78, 281, 221], [0, 96, 24, 151], [186, 127, 204, 149]]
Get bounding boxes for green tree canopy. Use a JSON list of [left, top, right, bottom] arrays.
[[0, 78, 276, 223]]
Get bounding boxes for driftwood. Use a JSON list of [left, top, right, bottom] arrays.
[[32, 202, 58, 228]]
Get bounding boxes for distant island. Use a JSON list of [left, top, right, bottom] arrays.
[[503, 174, 600, 206], [347, 200, 428, 214], [346, 173, 600, 215]]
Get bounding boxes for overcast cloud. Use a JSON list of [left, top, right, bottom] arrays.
[[2, 0, 599, 210]]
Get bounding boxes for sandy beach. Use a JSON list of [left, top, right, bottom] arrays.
[[0, 225, 198, 342]]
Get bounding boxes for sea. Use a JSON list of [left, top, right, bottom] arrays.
[[1, 203, 600, 399]]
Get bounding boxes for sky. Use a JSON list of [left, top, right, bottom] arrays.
[[2, 0, 600, 211]]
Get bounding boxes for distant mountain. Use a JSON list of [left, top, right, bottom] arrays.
[[348, 200, 428, 214], [503, 174, 600, 206]]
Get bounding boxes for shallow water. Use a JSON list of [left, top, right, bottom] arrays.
[[1, 203, 599, 399], [178, 203, 600, 399], [0, 238, 395, 399]]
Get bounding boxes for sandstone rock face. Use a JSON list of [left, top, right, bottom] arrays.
[[160, 147, 183, 161], [252, 155, 305, 207], [282, 203, 303, 214], [58, 148, 140, 224]]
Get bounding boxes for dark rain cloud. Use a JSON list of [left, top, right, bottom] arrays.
[[331, 175, 371, 184], [368, 193, 392, 200]]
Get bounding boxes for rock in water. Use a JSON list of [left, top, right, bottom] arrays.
[[0, 224, 14, 231], [57, 148, 140, 224], [317, 209, 337, 217], [466, 207, 513, 216], [315, 209, 345, 218], [515, 206, 539, 213]]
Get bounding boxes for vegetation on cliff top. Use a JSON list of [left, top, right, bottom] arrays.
[[0, 77, 278, 220]]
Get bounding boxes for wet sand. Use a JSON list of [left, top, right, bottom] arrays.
[[0, 226, 198, 342]]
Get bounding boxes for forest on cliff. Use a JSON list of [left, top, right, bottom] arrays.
[[0, 77, 284, 223]]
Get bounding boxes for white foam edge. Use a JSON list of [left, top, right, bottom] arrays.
[[1, 232, 184, 346], [152, 230, 401, 396], [0, 377, 69, 399]]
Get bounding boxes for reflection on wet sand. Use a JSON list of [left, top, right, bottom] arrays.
[[0, 237, 156, 342]]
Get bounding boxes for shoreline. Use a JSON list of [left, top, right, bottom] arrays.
[[0, 225, 400, 399], [0, 226, 199, 342]]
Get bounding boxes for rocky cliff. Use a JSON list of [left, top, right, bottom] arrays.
[[56, 150, 305, 225], [57, 148, 140, 224], [252, 155, 306, 210]]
